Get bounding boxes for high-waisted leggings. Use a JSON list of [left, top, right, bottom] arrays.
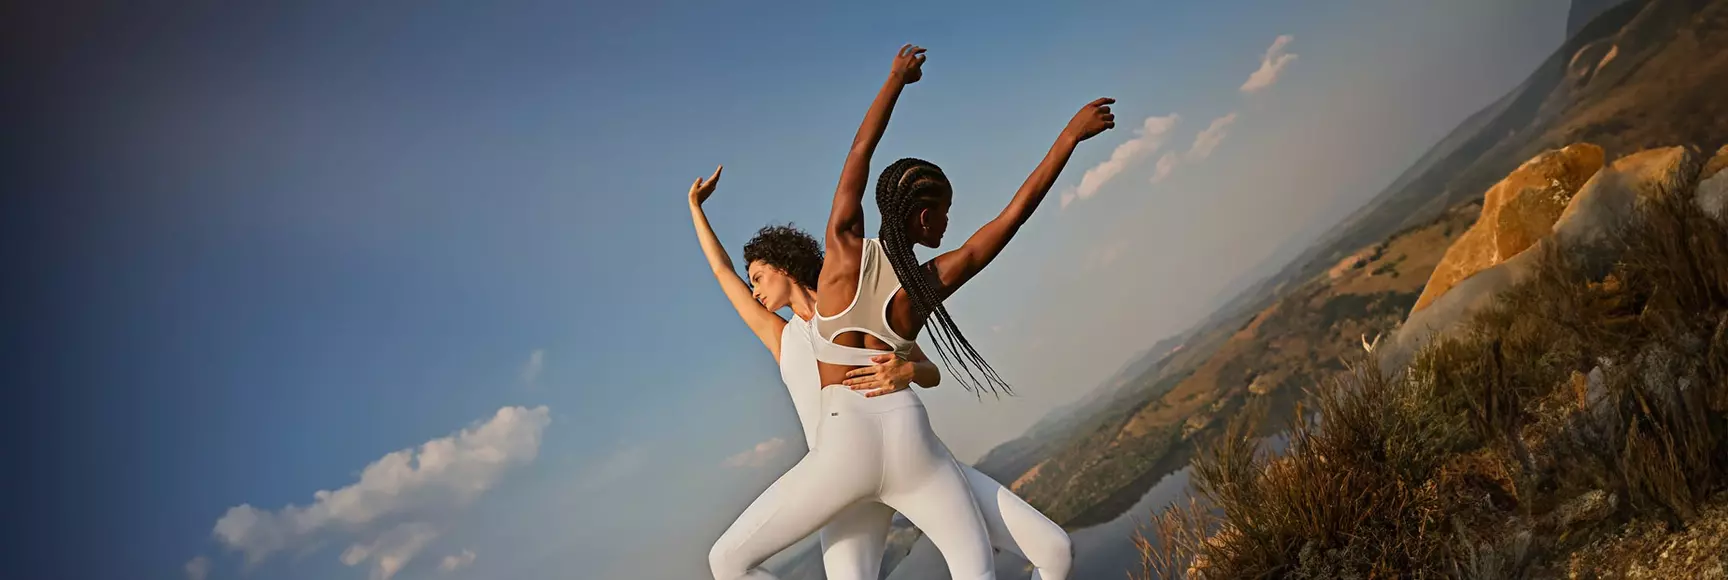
[[709, 386, 1002, 579]]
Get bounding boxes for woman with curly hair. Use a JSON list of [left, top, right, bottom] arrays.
[[706, 44, 1109, 580]]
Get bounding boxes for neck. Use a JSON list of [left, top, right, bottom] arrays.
[[787, 285, 818, 321]]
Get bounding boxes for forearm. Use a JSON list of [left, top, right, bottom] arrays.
[[831, 75, 907, 234], [853, 74, 906, 153], [689, 201, 737, 275], [1001, 132, 1082, 223], [911, 359, 942, 388]]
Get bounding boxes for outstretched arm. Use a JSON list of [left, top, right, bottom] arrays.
[[687, 166, 791, 360], [825, 44, 927, 251], [930, 97, 1117, 295]]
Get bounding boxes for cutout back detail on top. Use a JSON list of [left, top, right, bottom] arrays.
[[811, 238, 915, 367]]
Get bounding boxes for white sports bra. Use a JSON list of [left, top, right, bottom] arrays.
[[811, 238, 916, 366]]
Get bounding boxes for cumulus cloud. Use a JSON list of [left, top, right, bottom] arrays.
[[723, 437, 788, 469], [340, 522, 441, 580], [184, 556, 211, 580], [1151, 152, 1182, 184], [211, 406, 551, 577], [1060, 114, 1181, 208], [1241, 35, 1297, 94], [520, 349, 545, 386], [439, 549, 477, 573]]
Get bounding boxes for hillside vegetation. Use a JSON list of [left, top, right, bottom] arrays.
[[1139, 145, 1728, 578]]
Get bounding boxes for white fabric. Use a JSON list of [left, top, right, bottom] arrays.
[[714, 317, 1071, 580], [707, 386, 995, 580]]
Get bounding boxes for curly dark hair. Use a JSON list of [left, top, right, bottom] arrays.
[[742, 223, 824, 290]]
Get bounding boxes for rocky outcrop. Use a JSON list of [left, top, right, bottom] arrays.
[[1381, 145, 1706, 371], [1412, 144, 1605, 312], [1696, 145, 1728, 221]]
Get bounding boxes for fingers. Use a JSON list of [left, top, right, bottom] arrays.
[[1103, 113, 1115, 123], [846, 366, 878, 379], [1104, 121, 1116, 130], [709, 165, 723, 183], [869, 354, 893, 364], [1089, 97, 1116, 107]]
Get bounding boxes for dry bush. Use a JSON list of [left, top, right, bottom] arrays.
[[1135, 181, 1728, 579]]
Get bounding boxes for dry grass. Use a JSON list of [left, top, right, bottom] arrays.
[[1137, 187, 1728, 579]]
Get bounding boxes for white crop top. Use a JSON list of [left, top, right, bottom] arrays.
[[811, 238, 916, 366]]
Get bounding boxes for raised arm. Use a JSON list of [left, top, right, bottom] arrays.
[[825, 44, 926, 251], [687, 166, 791, 360], [930, 97, 1116, 295]]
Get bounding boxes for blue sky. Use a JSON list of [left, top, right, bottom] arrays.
[[6, 1, 1574, 578]]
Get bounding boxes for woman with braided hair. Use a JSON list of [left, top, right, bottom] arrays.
[[707, 44, 1112, 580], [694, 167, 1075, 578]]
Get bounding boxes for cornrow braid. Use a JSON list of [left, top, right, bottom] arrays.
[[875, 158, 1014, 398]]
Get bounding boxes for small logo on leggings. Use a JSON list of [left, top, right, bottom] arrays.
[[831, 412, 838, 416]]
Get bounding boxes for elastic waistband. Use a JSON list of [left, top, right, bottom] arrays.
[[820, 385, 924, 414]]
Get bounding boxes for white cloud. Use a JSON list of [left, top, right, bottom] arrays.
[[184, 556, 211, 580], [211, 406, 551, 575], [1151, 152, 1182, 184], [520, 349, 545, 386], [723, 437, 788, 469], [1186, 113, 1239, 162], [339, 522, 440, 580], [1150, 112, 1241, 184], [1241, 35, 1297, 94], [1061, 114, 1181, 208], [439, 549, 478, 573]]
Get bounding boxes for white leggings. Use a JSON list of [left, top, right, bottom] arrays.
[[708, 386, 995, 580], [818, 462, 1073, 580]]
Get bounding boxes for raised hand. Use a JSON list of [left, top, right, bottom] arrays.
[[891, 44, 927, 85], [688, 165, 723, 206], [1062, 98, 1116, 143]]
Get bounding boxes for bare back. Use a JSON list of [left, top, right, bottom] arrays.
[[812, 239, 928, 387]]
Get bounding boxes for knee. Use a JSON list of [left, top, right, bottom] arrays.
[[1030, 531, 1074, 579], [708, 540, 743, 580]]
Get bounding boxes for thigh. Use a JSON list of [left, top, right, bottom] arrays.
[[880, 443, 994, 580], [818, 501, 895, 580], [710, 450, 873, 578]]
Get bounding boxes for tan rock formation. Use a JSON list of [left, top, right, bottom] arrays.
[[1412, 144, 1604, 312], [1696, 145, 1728, 222], [1381, 145, 1705, 372]]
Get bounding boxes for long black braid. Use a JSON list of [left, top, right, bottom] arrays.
[[875, 157, 1013, 398]]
